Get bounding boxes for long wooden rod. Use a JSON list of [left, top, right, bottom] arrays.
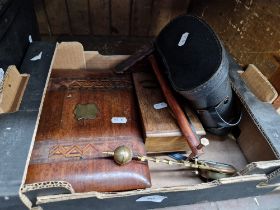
[[148, 55, 201, 157]]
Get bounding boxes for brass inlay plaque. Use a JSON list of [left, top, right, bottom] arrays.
[[74, 103, 99, 120]]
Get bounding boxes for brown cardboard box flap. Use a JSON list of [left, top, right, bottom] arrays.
[[52, 42, 86, 71], [0, 65, 29, 114], [241, 64, 278, 103]]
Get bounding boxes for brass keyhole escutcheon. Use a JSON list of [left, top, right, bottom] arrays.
[[74, 104, 99, 120]]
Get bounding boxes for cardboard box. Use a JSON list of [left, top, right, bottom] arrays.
[[1, 42, 280, 210], [0, 66, 29, 114]]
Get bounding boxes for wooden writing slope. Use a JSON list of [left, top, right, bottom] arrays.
[[133, 72, 205, 153], [25, 70, 151, 192]]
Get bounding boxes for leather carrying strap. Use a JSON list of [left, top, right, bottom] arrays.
[[197, 96, 242, 130]]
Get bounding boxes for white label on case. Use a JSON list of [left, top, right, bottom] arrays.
[[111, 117, 127, 124], [28, 35, 33, 43], [136, 195, 167, 203], [178, 32, 189, 47], [30, 52, 42, 61], [153, 102, 168, 110]]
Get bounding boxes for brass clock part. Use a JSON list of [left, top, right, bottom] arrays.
[[103, 145, 237, 180]]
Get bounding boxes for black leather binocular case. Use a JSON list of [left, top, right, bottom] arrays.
[[155, 15, 242, 135]]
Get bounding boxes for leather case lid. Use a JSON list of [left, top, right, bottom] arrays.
[[155, 15, 222, 91]]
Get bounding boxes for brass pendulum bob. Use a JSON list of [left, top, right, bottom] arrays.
[[112, 145, 133, 165], [103, 145, 237, 180], [103, 145, 133, 165]]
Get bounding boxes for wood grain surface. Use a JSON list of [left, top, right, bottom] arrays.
[[133, 72, 189, 153], [149, 0, 190, 36], [25, 70, 151, 192], [89, 0, 110, 35], [33, 0, 190, 36], [111, 0, 131, 35], [43, 0, 71, 35], [133, 72, 205, 137], [148, 55, 200, 157], [133, 72, 183, 137], [131, 0, 153, 36], [33, 0, 50, 35], [67, 0, 90, 35]]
